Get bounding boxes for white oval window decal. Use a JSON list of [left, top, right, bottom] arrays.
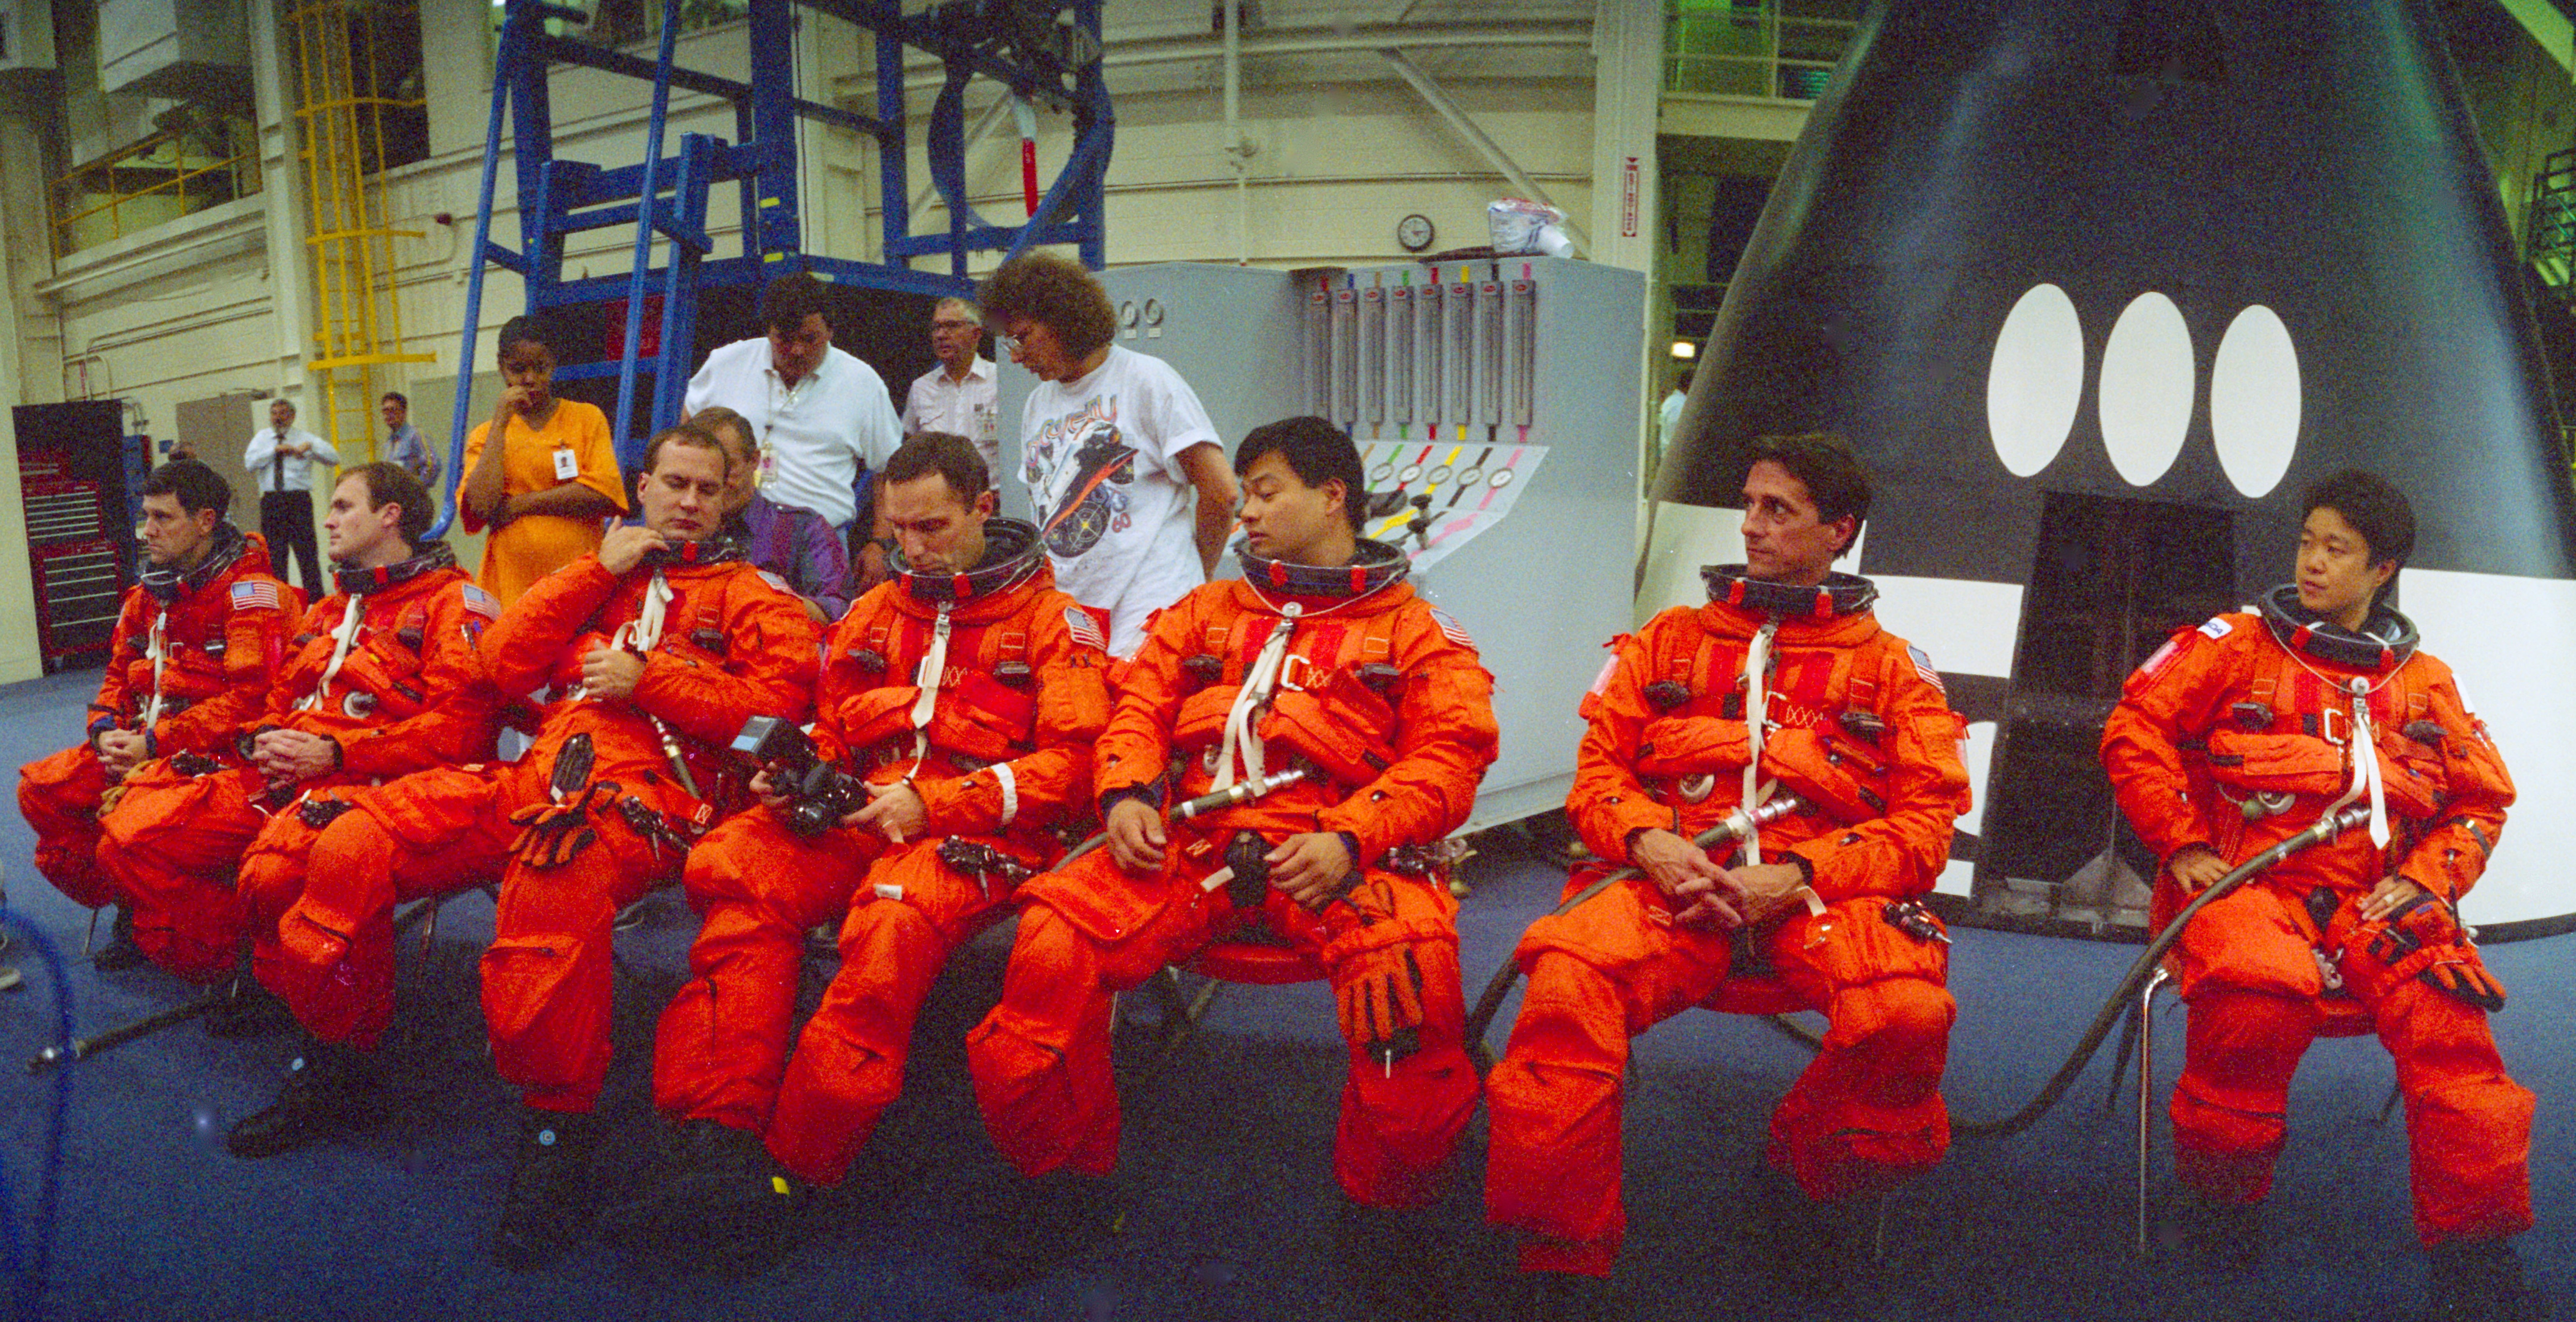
[[2211, 304, 2302, 498], [1985, 282, 2085, 477], [2098, 291, 2195, 488]]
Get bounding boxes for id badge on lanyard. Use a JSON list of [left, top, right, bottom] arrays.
[[551, 447, 579, 482]]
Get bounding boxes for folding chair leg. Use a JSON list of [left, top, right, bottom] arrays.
[[2135, 964, 2170, 1259]]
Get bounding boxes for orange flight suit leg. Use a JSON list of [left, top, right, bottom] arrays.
[[18, 746, 116, 909], [2168, 881, 2327, 1207], [1315, 873, 1479, 1211], [1484, 874, 1734, 1277], [481, 777, 688, 1114], [650, 808, 874, 1135], [252, 770, 520, 1049], [2371, 980, 2535, 1246], [1761, 899, 1955, 1203], [2172, 988, 2318, 1204], [94, 764, 268, 983], [966, 849, 1212, 1180], [766, 840, 1002, 1186]]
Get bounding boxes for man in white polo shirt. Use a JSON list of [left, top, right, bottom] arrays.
[[978, 254, 1238, 656], [902, 297, 1000, 472], [683, 272, 904, 616], [243, 397, 339, 595]]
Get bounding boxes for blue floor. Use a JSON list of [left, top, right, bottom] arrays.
[[0, 663, 2564, 1321]]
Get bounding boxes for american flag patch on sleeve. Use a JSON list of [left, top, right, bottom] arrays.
[[231, 581, 282, 612], [1064, 606, 1108, 653], [1587, 652, 1620, 697], [1429, 608, 1473, 648], [1907, 644, 1946, 696], [461, 584, 502, 619]]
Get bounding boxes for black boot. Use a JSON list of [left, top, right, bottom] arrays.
[[960, 1171, 1118, 1292], [492, 1107, 606, 1272], [1333, 1201, 1460, 1322], [227, 1040, 377, 1158], [2427, 1239, 2540, 1322], [91, 908, 146, 972], [605, 1119, 799, 1275], [203, 979, 295, 1040]]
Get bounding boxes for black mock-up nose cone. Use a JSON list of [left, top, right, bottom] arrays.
[[1649, 0, 2576, 933]]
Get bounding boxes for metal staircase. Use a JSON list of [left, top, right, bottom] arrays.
[[434, 0, 1113, 535]]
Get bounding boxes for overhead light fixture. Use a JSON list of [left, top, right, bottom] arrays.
[[1671, 340, 1697, 360]]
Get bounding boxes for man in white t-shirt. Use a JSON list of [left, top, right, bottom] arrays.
[[979, 254, 1238, 655], [683, 273, 904, 615], [902, 297, 1000, 472]]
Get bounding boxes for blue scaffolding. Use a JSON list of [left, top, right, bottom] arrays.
[[436, 0, 1112, 533]]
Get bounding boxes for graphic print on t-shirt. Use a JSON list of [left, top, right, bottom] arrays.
[[1026, 405, 1137, 559]]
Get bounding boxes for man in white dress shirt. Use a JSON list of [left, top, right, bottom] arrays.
[[683, 272, 904, 615], [242, 398, 338, 594], [902, 297, 1000, 472]]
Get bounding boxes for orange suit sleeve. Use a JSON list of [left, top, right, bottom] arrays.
[[2100, 622, 2242, 867], [630, 570, 819, 748], [1092, 595, 1202, 808], [1565, 613, 1694, 865], [1780, 640, 1972, 902], [481, 555, 620, 698], [1310, 608, 1498, 864], [2396, 659, 2514, 903]]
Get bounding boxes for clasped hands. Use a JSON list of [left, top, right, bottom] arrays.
[[1631, 827, 1809, 930]]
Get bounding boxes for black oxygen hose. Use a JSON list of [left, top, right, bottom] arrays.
[[1951, 806, 2369, 1137], [1462, 800, 2370, 1140]]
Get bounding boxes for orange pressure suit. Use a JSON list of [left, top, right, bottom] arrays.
[[965, 541, 1498, 1210], [95, 544, 499, 982], [1484, 568, 1970, 1277], [244, 542, 816, 1097], [2100, 587, 2529, 1247], [650, 518, 1112, 1182], [19, 526, 296, 916]]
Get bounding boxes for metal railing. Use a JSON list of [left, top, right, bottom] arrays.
[[50, 118, 262, 259], [2527, 144, 2576, 309], [1663, 0, 1856, 103]]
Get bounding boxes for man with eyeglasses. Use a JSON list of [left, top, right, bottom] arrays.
[[902, 297, 1001, 473], [979, 253, 1238, 657]]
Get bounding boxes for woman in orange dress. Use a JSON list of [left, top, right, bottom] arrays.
[[457, 315, 628, 604]]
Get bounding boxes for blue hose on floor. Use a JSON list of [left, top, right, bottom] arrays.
[[0, 905, 73, 1322]]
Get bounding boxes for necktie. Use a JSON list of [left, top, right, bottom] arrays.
[[273, 430, 287, 492]]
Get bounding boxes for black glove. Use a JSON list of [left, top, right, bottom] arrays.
[[508, 780, 620, 869]]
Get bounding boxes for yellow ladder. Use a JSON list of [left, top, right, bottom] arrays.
[[291, 0, 434, 468]]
